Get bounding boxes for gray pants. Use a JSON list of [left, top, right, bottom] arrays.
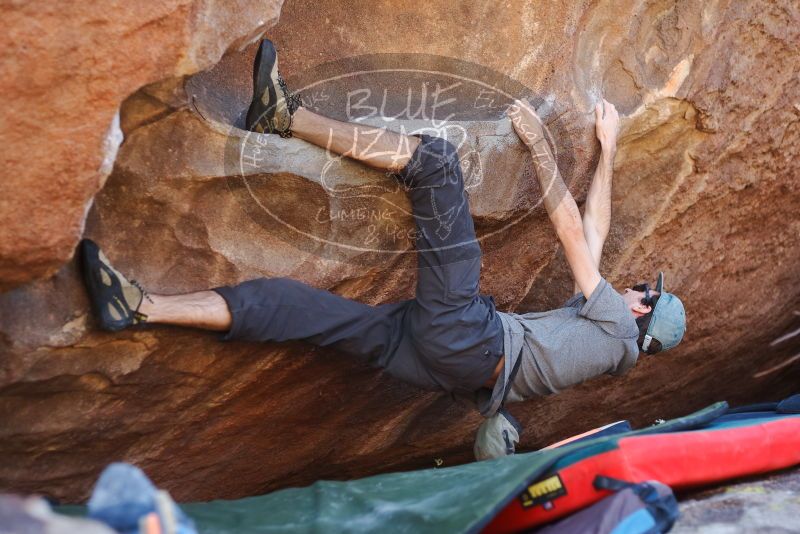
[[214, 135, 504, 395]]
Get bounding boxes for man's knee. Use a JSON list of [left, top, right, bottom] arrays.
[[420, 137, 459, 173], [400, 136, 461, 189], [429, 137, 459, 160]]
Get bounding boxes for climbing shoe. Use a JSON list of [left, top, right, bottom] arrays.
[[79, 239, 150, 332], [246, 38, 302, 137]]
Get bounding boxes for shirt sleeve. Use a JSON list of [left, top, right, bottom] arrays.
[[578, 278, 639, 339], [564, 292, 585, 309]]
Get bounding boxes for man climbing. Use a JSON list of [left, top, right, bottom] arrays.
[[79, 39, 686, 460]]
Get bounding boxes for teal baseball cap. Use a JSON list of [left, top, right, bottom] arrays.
[[641, 272, 686, 353]]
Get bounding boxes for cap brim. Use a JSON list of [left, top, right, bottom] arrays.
[[656, 271, 665, 293]]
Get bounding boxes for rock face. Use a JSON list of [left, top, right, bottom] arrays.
[[0, 0, 283, 291], [2, 0, 800, 503], [674, 467, 800, 533]]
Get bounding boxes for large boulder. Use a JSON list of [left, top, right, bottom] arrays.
[[0, 0, 283, 291], [1, 0, 799, 502]]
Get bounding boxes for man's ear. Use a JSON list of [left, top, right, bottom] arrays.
[[632, 302, 652, 316]]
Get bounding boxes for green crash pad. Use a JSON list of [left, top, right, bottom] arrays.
[[181, 402, 727, 533], [56, 402, 726, 533]]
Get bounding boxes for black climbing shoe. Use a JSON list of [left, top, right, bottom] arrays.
[[79, 239, 150, 332], [246, 38, 302, 137]]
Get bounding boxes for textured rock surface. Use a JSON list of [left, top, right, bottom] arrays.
[[2, 0, 800, 503], [674, 467, 800, 533], [0, 0, 283, 290]]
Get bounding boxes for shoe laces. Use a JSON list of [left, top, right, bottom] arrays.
[[278, 73, 302, 114], [130, 279, 154, 304], [277, 72, 302, 138]]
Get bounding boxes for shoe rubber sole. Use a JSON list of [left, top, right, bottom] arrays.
[[246, 39, 281, 133], [79, 239, 134, 332]]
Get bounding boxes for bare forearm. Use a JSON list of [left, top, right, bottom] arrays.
[[530, 140, 583, 238], [573, 146, 614, 294], [583, 146, 616, 246]]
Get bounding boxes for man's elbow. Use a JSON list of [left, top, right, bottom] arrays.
[[582, 221, 607, 245]]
